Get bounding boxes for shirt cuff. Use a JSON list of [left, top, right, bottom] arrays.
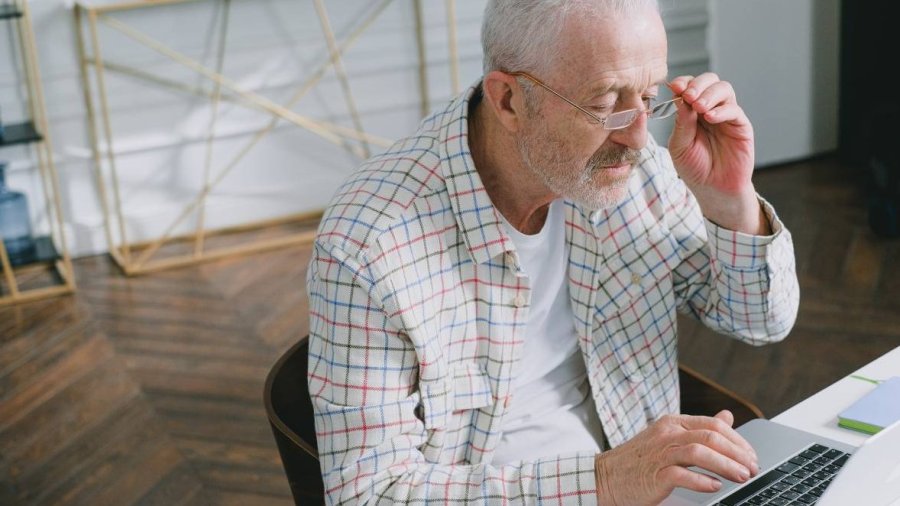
[[705, 196, 789, 270], [534, 452, 599, 505]]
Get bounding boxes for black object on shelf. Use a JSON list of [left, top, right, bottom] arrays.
[[1, 236, 60, 270], [0, 4, 22, 20], [0, 122, 42, 148]]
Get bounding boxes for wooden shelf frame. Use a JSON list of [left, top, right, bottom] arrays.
[[0, 0, 76, 306], [73, 0, 463, 276]]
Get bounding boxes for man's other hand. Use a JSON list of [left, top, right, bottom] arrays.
[[595, 410, 760, 506]]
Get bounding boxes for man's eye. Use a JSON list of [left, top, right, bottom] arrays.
[[589, 104, 614, 113], [642, 96, 658, 108]]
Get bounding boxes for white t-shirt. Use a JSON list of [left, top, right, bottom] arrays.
[[492, 200, 606, 464]]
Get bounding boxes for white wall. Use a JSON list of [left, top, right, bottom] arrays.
[[2, 0, 709, 258], [708, 0, 840, 167], [653, 0, 710, 144]]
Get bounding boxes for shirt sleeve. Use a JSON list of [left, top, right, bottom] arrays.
[[658, 151, 800, 344], [306, 241, 600, 505]]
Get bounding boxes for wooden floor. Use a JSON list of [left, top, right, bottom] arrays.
[[2, 154, 899, 505]]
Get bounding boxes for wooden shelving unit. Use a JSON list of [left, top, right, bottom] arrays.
[[73, 0, 462, 276], [0, 0, 76, 306]]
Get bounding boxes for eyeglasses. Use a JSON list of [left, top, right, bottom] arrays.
[[508, 71, 682, 131]]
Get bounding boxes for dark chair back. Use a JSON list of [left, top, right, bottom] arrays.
[[678, 363, 764, 427], [264, 336, 325, 505], [264, 336, 762, 506]]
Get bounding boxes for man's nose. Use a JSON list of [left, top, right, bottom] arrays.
[[608, 111, 648, 152]]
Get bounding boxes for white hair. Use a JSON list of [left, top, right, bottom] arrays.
[[481, 0, 660, 77]]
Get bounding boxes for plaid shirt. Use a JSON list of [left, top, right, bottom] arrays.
[[307, 83, 799, 505]]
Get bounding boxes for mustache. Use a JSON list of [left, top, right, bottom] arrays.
[[588, 146, 642, 168]]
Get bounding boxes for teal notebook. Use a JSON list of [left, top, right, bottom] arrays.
[[837, 376, 900, 435]]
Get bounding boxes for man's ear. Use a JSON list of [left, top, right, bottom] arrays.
[[482, 70, 528, 133]]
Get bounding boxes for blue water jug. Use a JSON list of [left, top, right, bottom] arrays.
[[0, 161, 36, 264]]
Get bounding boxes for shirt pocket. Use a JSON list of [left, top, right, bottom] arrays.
[[450, 362, 494, 411], [418, 378, 451, 431], [418, 363, 495, 464], [594, 226, 680, 382]]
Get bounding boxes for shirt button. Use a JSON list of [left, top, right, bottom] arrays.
[[513, 294, 527, 308], [630, 272, 642, 286]]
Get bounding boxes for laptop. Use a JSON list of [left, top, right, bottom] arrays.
[[662, 417, 900, 505]]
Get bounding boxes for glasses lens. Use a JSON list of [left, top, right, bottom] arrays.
[[649, 99, 679, 120], [604, 110, 640, 130]]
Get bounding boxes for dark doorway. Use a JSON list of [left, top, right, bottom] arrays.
[[838, 0, 900, 166]]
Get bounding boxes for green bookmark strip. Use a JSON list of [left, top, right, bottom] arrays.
[[849, 374, 882, 385], [837, 417, 882, 435]]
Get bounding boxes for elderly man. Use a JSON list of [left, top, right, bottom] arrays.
[[306, 0, 799, 504]]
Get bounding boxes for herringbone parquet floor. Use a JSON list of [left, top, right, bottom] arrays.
[[1, 154, 898, 505], [1, 242, 312, 505]]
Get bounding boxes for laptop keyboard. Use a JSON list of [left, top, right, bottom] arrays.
[[713, 443, 851, 506]]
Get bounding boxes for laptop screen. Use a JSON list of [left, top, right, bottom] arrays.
[[816, 418, 900, 506]]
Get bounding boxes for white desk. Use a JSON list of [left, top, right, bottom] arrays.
[[772, 345, 900, 446]]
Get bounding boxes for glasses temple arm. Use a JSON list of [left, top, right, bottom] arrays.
[[508, 72, 606, 124]]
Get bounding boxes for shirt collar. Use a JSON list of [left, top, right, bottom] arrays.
[[439, 80, 515, 265]]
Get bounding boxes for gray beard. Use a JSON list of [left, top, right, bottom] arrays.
[[516, 130, 641, 210]]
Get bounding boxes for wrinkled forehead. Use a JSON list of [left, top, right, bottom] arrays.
[[548, 5, 669, 94]]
